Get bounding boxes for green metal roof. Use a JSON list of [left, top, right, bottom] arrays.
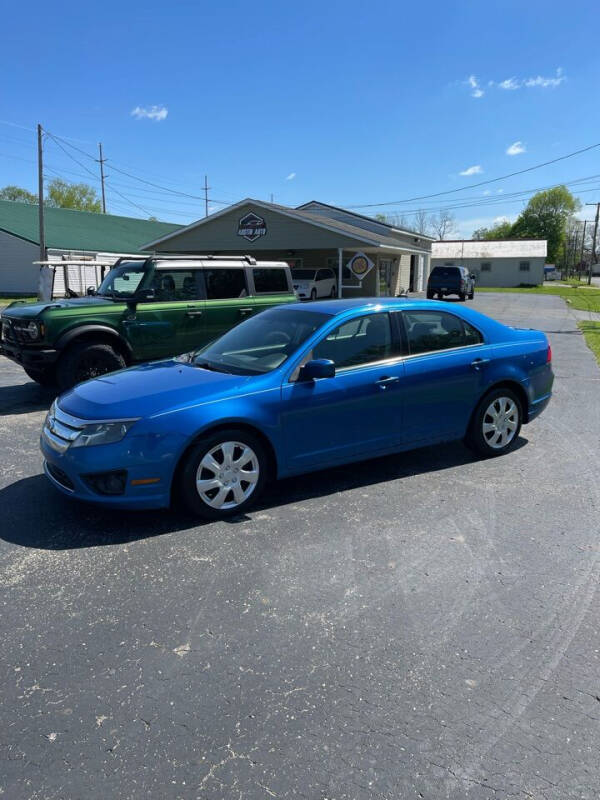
[[0, 200, 182, 253]]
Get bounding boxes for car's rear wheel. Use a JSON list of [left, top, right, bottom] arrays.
[[330, 286, 336, 297], [465, 388, 522, 457], [426, 291, 434, 299], [468, 290, 474, 299], [24, 366, 56, 387], [459, 291, 466, 301], [310, 288, 317, 301], [179, 428, 268, 519], [56, 341, 126, 390]]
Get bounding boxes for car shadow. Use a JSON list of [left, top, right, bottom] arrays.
[[0, 381, 57, 416], [0, 436, 528, 550]]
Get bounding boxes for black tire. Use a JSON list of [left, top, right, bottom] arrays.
[[310, 288, 317, 301], [468, 291, 474, 300], [426, 292, 434, 299], [179, 428, 269, 519], [24, 366, 56, 387], [465, 387, 523, 458], [56, 341, 126, 390], [330, 286, 337, 298], [459, 291, 466, 301]]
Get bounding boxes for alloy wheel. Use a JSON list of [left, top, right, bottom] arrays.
[[482, 397, 519, 449], [195, 441, 259, 510]]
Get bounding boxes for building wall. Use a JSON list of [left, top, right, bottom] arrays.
[[431, 256, 546, 287], [0, 231, 39, 294]]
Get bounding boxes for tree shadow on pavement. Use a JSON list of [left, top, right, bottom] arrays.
[[0, 436, 528, 551]]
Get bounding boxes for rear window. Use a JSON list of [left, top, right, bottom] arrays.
[[430, 267, 461, 278], [253, 268, 289, 293], [204, 268, 247, 300]]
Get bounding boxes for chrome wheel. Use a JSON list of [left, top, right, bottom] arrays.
[[482, 396, 519, 449], [195, 441, 259, 510]]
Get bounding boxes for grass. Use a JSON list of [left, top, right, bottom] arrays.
[[476, 285, 600, 313], [0, 296, 37, 307], [578, 322, 600, 365]]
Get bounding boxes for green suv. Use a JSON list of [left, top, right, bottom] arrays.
[[1, 255, 297, 389]]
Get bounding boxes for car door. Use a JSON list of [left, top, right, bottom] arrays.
[[200, 266, 255, 342], [123, 266, 206, 360], [280, 312, 405, 472], [397, 309, 490, 443]]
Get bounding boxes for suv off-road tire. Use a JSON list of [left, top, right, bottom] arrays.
[[56, 341, 126, 390], [24, 366, 56, 387]]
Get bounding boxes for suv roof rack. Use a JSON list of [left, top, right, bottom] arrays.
[[149, 254, 258, 265]]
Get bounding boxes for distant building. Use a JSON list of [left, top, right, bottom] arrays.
[[0, 200, 181, 295], [143, 199, 436, 297], [431, 239, 547, 287]]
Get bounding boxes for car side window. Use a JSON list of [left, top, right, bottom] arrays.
[[151, 269, 202, 301], [252, 268, 289, 293], [204, 268, 248, 300], [403, 311, 482, 355], [316, 269, 328, 281], [312, 313, 394, 369]]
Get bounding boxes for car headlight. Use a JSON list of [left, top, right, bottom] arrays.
[[27, 320, 42, 340], [71, 420, 138, 448]]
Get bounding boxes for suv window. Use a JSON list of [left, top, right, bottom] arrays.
[[253, 268, 289, 293], [204, 268, 247, 300], [151, 269, 202, 301], [98, 261, 146, 298], [313, 313, 393, 369], [403, 311, 482, 354], [430, 267, 460, 278]]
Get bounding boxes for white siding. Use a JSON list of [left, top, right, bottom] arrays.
[[0, 231, 39, 294], [431, 256, 546, 287]]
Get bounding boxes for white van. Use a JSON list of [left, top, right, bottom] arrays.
[[291, 268, 337, 300]]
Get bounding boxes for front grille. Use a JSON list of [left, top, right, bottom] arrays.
[[1, 318, 32, 344], [46, 462, 75, 491], [43, 405, 84, 453]]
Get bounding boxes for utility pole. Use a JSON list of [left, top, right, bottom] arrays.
[[587, 203, 600, 285], [204, 175, 209, 218], [37, 124, 45, 263], [270, 193, 274, 203], [98, 143, 107, 213], [579, 220, 587, 282]]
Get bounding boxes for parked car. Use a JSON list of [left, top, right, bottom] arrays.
[[292, 267, 337, 300], [41, 298, 553, 520], [1, 256, 296, 390], [427, 266, 475, 300]]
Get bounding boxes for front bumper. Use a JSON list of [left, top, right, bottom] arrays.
[[40, 431, 182, 510], [0, 341, 59, 369]]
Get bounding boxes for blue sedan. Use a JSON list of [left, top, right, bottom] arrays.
[[41, 299, 553, 519]]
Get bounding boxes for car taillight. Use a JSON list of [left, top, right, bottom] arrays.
[[546, 342, 552, 363]]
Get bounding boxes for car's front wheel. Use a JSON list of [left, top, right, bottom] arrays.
[[56, 341, 126, 390], [179, 429, 268, 519], [465, 388, 522, 457]]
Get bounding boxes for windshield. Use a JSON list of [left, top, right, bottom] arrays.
[[97, 261, 147, 298], [192, 307, 330, 375], [292, 269, 317, 280]]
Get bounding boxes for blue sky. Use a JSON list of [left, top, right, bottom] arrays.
[[1, 0, 599, 237]]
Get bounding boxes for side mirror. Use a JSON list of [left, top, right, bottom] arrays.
[[470, 274, 476, 280], [299, 359, 335, 381], [86, 286, 96, 296]]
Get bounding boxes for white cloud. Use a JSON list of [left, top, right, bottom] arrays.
[[466, 75, 484, 98], [460, 165, 483, 176], [285, 172, 296, 181], [497, 189, 504, 194], [524, 67, 565, 88], [506, 140, 526, 156], [131, 105, 168, 121], [483, 190, 491, 196], [498, 77, 520, 90]]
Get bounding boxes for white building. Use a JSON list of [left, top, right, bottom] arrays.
[[431, 239, 547, 287]]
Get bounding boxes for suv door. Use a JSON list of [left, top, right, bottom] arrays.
[[251, 266, 295, 315], [122, 266, 206, 360], [201, 267, 254, 341], [281, 312, 405, 471], [398, 309, 489, 443]]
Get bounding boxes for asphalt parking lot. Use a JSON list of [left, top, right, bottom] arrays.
[[1, 292, 599, 800]]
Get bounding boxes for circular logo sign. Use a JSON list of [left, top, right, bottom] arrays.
[[347, 252, 374, 280]]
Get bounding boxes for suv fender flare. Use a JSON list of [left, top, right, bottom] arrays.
[[55, 325, 133, 361]]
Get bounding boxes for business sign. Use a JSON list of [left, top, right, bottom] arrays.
[[237, 212, 267, 242], [347, 252, 374, 281]]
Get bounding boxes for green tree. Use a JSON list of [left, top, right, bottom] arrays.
[[472, 219, 514, 240], [45, 178, 102, 212], [0, 185, 37, 204], [511, 185, 580, 263]]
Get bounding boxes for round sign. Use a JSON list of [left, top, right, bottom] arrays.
[[350, 255, 369, 276]]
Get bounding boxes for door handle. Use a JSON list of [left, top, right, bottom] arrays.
[[470, 357, 490, 370], [238, 307, 254, 316], [375, 376, 400, 389], [185, 310, 203, 317]]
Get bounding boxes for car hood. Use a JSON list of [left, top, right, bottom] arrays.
[[3, 297, 118, 319], [58, 359, 258, 420]]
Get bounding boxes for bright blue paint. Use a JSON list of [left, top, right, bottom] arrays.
[[41, 299, 554, 510]]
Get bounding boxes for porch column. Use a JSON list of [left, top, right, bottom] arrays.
[[337, 248, 343, 298]]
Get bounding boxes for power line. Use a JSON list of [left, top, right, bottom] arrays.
[[346, 141, 600, 209]]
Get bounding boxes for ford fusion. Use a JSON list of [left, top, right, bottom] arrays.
[[41, 299, 553, 519]]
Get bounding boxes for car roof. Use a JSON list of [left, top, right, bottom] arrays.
[[291, 297, 460, 315]]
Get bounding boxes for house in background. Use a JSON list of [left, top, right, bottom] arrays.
[[0, 200, 181, 296], [143, 199, 436, 296], [431, 239, 547, 287]]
